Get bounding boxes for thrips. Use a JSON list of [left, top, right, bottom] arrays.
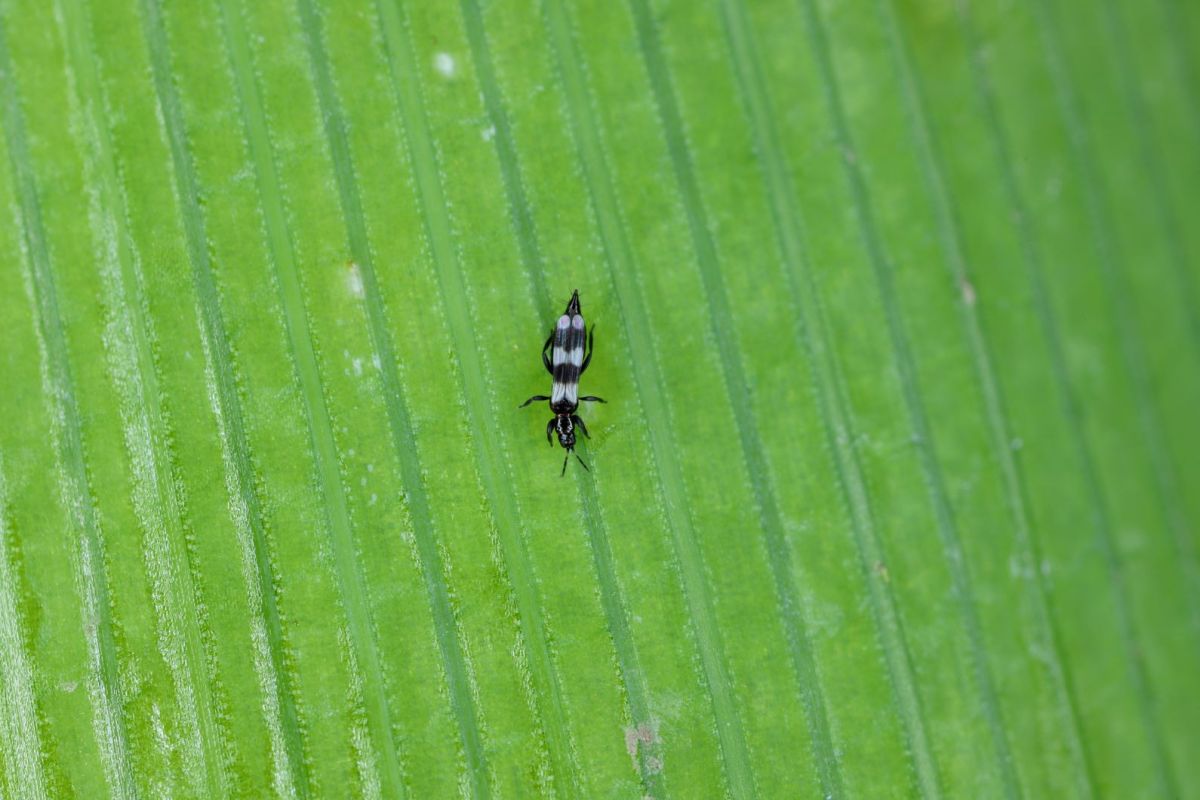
[[520, 290, 606, 475]]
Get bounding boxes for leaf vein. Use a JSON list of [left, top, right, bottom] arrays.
[[137, 0, 312, 793]]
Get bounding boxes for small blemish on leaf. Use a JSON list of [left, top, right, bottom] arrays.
[[434, 52, 456, 78], [624, 721, 659, 771], [960, 278, 976, 307], [346, 262, 364, 298]]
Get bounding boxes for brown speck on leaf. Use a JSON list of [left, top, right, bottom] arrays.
[[874, 561, 890, 583], [624, 721, 659, 772]]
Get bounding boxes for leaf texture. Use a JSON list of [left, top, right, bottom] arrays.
[[0, 0, 1197, 797]]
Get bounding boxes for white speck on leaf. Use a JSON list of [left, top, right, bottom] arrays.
[[434, 52, 456, 78], [347, 263, 364, 297], [961, 278, 976, 306]]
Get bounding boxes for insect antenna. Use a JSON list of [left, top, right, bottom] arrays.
[[560, 449, 591, 476]]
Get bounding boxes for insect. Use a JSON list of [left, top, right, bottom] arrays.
[[520, 290, 606, 475]]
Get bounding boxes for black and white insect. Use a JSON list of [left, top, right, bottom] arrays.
[[520, 290, 606, 475]]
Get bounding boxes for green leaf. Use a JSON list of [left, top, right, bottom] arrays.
[[1, 0, 1197, 796]]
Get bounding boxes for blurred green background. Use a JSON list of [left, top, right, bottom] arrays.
[[1, 0, 1197, 796]]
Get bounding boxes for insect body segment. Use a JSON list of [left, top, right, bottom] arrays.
[[551, 295, 586, 412], [521, 290, 606, 475]]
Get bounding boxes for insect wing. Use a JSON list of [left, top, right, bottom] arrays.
[[550, 312, 584, 407]]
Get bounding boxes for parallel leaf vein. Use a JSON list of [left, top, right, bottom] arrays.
[[57, 0, 229, 792], [373, 0, 584, 794], [962, 2, 1177, 795], [789, 0, 1028, 792], [137, 0, 311, 793], [0, 458, 51, 800], [877, 1, 1095, 794], [291, 1, 492, 795], [715, 0, 940, 794], [458, 0, 664, 794], [540, 1, 758, 796], [626, 0, 842, 795], [0, 15, 137, 797], [213, 0, 406, 794], [1098, 0, 1200, 357]]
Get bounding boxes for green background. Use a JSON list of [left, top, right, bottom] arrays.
[[1, 0, 1198, 796]]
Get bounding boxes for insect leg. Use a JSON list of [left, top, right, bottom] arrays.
[[546, 418, 556, 445], [572, 414, 590, 439], [578, 395, 606, 404], [542, 333, 554, 375], [574, 452, 590, 472], [519, 394, 551, 408], [561, 451, 570, 476], [580, 325, 595, 373]]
